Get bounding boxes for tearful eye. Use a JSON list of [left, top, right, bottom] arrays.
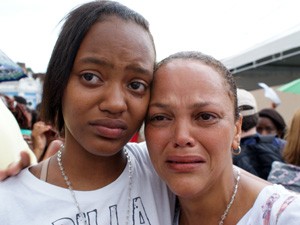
[[147, 113, 172, 127], [196, 113, 218, 123], [201, 113, 212, 120], [151, 115, 166, 121]]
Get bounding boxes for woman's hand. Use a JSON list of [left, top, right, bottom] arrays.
[[0, 151, 30, 181]]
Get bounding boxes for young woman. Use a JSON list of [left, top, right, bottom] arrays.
[[0, 1, 174, 224], [145, 51, 300, 225]]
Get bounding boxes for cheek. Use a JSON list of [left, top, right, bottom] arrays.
[[62, 87, 90, 128], [131, 98, 149, 122], [200, 127, 233, 154], [147, 144, 164, 179], [145, 126, 163, 157]]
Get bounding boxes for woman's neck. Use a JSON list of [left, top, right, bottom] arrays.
[[58, 146, 127, 190], [30, 142, 127, 191], [178, 168, 240, 225]]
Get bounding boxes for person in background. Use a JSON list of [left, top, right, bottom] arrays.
[[30, 120, 62, 161], [257, 108, 287, 139], [268, 108, 300, 192], [233, 89, 284, 180], [0, 1, 174, 224], [12, 95, 34, 130], [13, 95, 28, 105], [30, 102, 63, 161], [145, 51, 300, 225], [3, 95, 36, 148]]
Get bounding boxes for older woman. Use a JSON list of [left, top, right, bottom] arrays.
[[145, 51, 300, 225], [0, 1, 174, 224]]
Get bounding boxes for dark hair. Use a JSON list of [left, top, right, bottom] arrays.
[[14, 95, 27, 105], [41, 0, 155, 132], [239, 105, 258, 131], [241, 115, 259, 132], [154, 51, 239, 121], [258, 108, 286, 138]]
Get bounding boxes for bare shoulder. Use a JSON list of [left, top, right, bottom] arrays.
[[234, 167, 270, 215], [239, 167, 270, 194], [241, 168, 270, 187], [29, 162, 44, 179]]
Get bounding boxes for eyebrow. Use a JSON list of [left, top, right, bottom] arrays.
[[79, 56, 152, 77], [190, 102, 211, 109], [149, 101, 212, 109], [79, 57, 112, 68], [125, 64, 153, 77]]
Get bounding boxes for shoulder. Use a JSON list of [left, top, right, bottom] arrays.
[[125, 141, 148, 159], [254, 185, 300, 224], [124, 142, 153, 169], [0, 168, 29, 197]]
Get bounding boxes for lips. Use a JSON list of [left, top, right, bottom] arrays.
[[166, 155, 205, 172], [89, 119, 128, 139]]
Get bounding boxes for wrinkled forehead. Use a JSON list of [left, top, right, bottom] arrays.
[[153, 59, 226, 87], [152, 58, 236, 106]]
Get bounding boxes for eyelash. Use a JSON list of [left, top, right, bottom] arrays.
[[81, 72, 148, 94], [128, 81, 148, 94], [148, 112, 218, 124], [149, 115, 169, 122], [82, 72, 101, 85], [197, 113, 216, 121]]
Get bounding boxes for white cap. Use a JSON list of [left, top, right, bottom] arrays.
[[237, 88, 257, 116]]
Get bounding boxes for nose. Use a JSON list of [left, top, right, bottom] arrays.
[[173, 120, 195, 148], [98, 84, 127, 115], [260, 129, 270, 135]]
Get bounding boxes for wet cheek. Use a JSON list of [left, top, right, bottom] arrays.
[[148, 147, 162, 174], [147, 132, 167, 164], [145, 128, 159, 150]]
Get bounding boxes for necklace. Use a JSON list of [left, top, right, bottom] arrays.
[[57, 145, 133, 225], [218, 167, 241, 225]]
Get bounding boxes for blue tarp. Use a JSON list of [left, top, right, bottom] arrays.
[[0, 49, 27, 82]]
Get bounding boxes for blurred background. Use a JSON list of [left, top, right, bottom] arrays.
[[1, 0, 300, 123]]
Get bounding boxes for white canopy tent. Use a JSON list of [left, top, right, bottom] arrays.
[[222, 27, 300, 74]]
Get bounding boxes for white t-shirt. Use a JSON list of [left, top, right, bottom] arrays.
[[173, 184, 300, 225], [237, 184, 300, 224], [0, 142, 175, 225]]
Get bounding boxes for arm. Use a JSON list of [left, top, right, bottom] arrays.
[[31, 121, 54, 159], [0, 139, 63, 181]]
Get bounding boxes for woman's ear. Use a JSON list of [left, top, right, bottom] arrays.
[[232, 114, 242, 149]]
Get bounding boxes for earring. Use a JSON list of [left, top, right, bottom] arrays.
[[232, 146, 241, 155]]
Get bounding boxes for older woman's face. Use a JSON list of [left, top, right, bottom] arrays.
[[145, 59, 241, 198]]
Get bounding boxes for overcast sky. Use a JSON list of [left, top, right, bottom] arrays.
[[1, 0, 300, 73]]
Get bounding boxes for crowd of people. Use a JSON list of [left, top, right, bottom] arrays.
[[233, 88, 300, 191], [0, 0, 300, 224], [0, 94, 61, 163]]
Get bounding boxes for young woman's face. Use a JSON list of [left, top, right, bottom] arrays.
[[145, 59, 241, 198], [256, 117, 278, 137], [62, 16, 155, 156]]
